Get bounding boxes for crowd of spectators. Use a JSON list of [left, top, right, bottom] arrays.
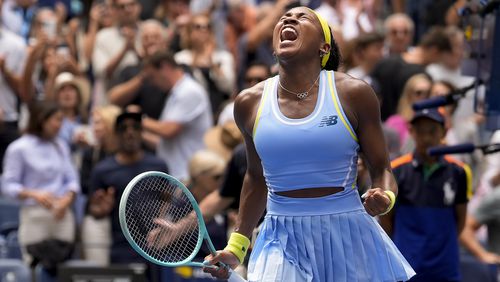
[[0, 0, 499, 281]]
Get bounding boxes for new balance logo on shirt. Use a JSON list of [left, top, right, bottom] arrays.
[[319, 115, 338, 127]]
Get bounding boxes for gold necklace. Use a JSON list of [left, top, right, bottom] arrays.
[[278, 74, 321, 100]]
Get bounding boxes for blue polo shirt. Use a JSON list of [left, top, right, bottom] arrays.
[[391, 153, 472, 282]]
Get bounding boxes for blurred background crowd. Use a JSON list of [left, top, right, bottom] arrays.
[[0, 0, 499, 281]]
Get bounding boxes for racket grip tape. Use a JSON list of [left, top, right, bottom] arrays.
[[224, 232, 251, 264]]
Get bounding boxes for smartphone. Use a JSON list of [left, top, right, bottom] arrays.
[[74, 125, 96, 146], [56, 45, 70, 58], [42, 20, 57, 39]]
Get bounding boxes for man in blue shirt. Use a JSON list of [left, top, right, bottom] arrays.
[[380, 109, 472, 282]]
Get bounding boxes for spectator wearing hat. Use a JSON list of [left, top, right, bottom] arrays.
[[22, 28, 82, 103], [79, 105, 122, 266], [87, 111, 168, 264], [188, 150, 226, 205], [380, 108, 472, 282], [53, 72, 91, 151], [204, 121, 243, 162]]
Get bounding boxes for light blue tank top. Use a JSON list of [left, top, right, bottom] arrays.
[[253, 70, 360, 194]]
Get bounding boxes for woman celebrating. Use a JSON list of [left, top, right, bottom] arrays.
[[203, 6, 415, 282]]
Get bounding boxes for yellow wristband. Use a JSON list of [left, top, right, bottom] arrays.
[[379, 190, 396, 216], [224, 232, 251, 264]]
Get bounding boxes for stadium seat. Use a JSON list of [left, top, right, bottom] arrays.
[[0, 259, 30, 282], [0, 236, 7, 259], [5, 231, 22, 260], [0, 198, 20, 231], [35, 264, 56, 282]]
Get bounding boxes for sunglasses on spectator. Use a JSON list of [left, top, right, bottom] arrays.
[[116, 122, 141, 132], [192, 23, 210, 31], [115, 1, 136, 10], [413, 89, 430, 97]]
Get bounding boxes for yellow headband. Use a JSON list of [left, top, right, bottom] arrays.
[[307, 8, 331, 68]]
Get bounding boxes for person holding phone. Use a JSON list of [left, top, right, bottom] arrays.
[[92, 0, 142, 106], [0, 0, 27, 174], [202, 6, 415, 282]]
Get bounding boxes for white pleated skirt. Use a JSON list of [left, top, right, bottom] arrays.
[[247, 190, 416, 282]]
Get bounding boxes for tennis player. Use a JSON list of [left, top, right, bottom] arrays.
[[203, 6, 416, 282]]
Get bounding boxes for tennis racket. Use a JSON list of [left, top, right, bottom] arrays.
[[119, 171, 247, 282]]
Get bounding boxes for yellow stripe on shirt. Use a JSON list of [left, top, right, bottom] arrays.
[[252, 78, 271, 138], [327, 71, 358, 142]]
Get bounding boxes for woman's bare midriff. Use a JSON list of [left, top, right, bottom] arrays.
[[275, 187, 344, 198]]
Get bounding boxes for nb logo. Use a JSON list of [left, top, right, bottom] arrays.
[[319, 115, 338, 127]]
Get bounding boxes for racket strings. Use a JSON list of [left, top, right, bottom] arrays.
[[125, 176, 201, 263]]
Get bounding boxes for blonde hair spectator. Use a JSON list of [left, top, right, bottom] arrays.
[[385, 73, 433, 150]]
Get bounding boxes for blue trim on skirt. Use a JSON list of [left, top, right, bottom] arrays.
[[248, 190, 416, 282]]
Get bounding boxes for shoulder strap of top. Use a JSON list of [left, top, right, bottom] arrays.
[[252, 77, 274, 138], [326, 71, 359, 142]]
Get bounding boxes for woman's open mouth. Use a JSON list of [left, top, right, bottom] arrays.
[[280, 26, 298, 43]]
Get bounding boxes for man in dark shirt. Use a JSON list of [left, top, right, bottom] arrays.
[[88, 111, 168, 263], [380, 109, 471, 282]]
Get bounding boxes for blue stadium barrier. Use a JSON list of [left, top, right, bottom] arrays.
[[460, 252, 498, 282]]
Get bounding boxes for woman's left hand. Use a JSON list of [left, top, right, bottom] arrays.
[[362, 188, 391, 216]]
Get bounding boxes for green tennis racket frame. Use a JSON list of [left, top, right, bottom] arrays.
[[119, 171, 218, 268]]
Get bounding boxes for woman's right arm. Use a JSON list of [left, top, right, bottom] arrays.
[[203, 84, 267, 277], [231, 86, 268, 238]]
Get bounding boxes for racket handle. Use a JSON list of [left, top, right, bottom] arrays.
[[228, 269, 247, 282], [201, 261, 247, 281]]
